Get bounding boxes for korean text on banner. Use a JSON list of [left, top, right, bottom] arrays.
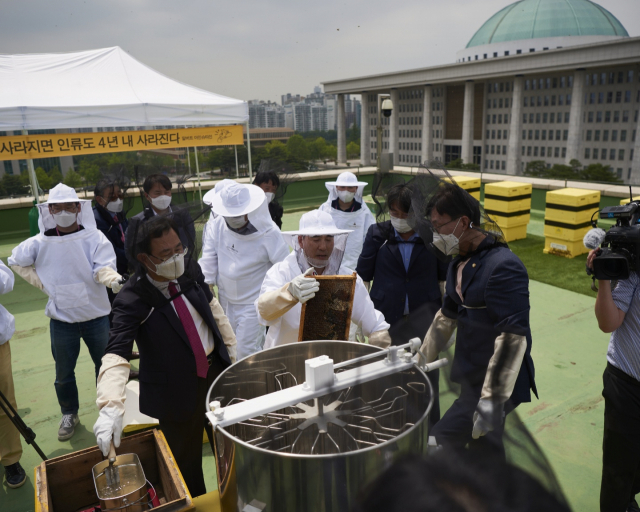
[[0, 125, 244, 161]]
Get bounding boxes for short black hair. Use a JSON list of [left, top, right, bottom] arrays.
[[428, 183, 481, 225], [387, 182, 413, 214], [137, 216, 179, 257], [253, 171, 280, 188], [143, 174, 172, 194], [94, 178, 114, 198]]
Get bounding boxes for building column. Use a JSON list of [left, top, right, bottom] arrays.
[[421, 85, 433, 165], [389, 89, 399, 166], [566, 69, 586, 164], [461, 81, 475, 165], [337, 94, 347, 164], [360, 93, 371, 166], [507, 76, 524, 175], [632, 113, 640, 184]]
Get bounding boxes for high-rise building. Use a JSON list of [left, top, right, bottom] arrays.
[[323, 0, 640, 183], [249, 100, 286, 129]]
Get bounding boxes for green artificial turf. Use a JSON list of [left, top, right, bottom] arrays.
[[509, 235, 597, 298]]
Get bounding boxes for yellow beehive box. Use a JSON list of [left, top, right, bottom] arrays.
[[487, 212, 531, 228], [445, 176, 481, 200], [543, 237, 588, 258], [545, 188, 600, 224], [501, 224, 528, 242], [543, 222, 591, 242], [484, 181, 532, 213], [620, 196, 640, 205]]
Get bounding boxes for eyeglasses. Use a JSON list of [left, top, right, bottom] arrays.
[[150, 247, 188, 263], [50, 204, 79, 213]]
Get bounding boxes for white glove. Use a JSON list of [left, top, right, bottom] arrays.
[[93, 405, 124, 456], [288, 268, 320, 304], [95, 267, 123, 292], [472, 398, 504, 439], [111, 279, 124, 293], [368, 330, 392, 348]]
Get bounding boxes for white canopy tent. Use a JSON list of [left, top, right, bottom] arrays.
[[0, 46, 250, 201]]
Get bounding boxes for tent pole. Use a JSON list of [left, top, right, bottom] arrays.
[[246, 122, 253, 179], [21, 130, 40, 204], [193, 145, 202, 203], [234, 146, 239, 179], [185, 146, 192, 200]]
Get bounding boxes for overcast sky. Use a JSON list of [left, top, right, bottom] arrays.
[[1, 0, 639, 103]]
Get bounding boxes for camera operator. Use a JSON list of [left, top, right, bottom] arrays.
[[587, 249, 640, 512]]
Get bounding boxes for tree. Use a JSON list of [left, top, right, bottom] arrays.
[[263, 140, 289, 162], [325, 144, 337, 163], [346, 142, 360, 160], [286, 135, 309, 165], [49, 167, 64, 188], [1, 175, 26, 196], [523, 160, 548, 177], [581, 163, 622, 183], [35, 167, 52, 191], [348, 123, 360, 144], [447, 158, 464, 169], [64, 170, 83, 190], [308, 137, 328, 162]]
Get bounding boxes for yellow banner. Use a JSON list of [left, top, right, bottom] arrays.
[[0, 125, 244, 161]]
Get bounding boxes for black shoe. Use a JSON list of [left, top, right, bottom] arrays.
[[628, 500, 640, 512], [128, 370, 139, 381], [130, 351, 140, 361], [4, 462, 26, 489]]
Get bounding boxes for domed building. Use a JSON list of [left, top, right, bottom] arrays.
[[457, 0, 628, 62], [323, 0, 640, 183]]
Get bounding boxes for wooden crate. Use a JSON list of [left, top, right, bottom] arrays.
[[35, 429, 194, 512]]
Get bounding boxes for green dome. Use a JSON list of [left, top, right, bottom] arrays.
[[466, 0, 628, 48]]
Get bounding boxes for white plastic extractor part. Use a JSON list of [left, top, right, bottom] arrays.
[[304, 355, 335, 391]]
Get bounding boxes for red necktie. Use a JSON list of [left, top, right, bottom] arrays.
[[168, 282, 209, 378]]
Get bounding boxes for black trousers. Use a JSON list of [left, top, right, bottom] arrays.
[[158, 355, 224, 498], [429, 381, 516, 459], [600, 363, 640, 512]]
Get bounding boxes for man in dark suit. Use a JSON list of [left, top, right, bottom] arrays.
[[93, 215, 237, 497], [356, 182, 448, 425], [418, 183, 537, 458]]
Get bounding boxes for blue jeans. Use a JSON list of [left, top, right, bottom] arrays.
[[50, 316, 110, 415]]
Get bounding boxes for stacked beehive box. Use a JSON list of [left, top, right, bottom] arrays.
[[543, 188, 600, 258], [483, 181, 532, 242]]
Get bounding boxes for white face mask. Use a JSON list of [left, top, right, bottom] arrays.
[[106, 198, 123, 213], [431, 219, 464, 256], [148, 252, 185, 280], [150, 194, 171, 210], [390, 215, 413, 234], [53, 211, 77, 228], [225, 215, 248, 229], [265, 192, 275, 203], [337, 190, 355, 203]]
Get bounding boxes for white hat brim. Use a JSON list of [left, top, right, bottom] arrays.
[[326, 180, 368, 188], [210, 184, 265, 217], [282, 227, 353, 236]]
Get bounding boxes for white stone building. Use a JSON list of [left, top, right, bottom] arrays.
[[322, 0, 640, 183]]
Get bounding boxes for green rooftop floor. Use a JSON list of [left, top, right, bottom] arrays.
[[0, 210, 609, 512]]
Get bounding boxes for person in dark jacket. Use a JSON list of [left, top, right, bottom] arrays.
[[356, 182, 448, 426], [417, 183, 537, 458], [93, 178, 129, 283], [92, 216, 237, 497], [253, 171, 283, 228]]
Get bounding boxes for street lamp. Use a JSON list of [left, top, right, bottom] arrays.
[[376, 96, 393, 172]]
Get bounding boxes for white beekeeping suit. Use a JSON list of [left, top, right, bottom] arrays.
[[255, 209, 391, 349], [201, 178, 236, 281], [318, 171, 375, 270], [8, 184, 119, 323], [199, 183, 289, 360]]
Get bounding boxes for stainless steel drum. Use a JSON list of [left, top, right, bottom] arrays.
[[208, 341, 434, 512]]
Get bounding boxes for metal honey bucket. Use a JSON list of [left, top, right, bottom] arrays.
[[92, 453, 148, 512]]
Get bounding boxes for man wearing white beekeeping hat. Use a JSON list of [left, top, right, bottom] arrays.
[[256, 209, 391, 348], [199, 182, 289, 360], [319, 171, 375, 270], [8, 184, 122, 442]]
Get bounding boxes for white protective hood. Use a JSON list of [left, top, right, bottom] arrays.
[[37, 183, 96, 233], [319, 174, 375, 270], [324, 171, 368, 203], [0, 47, 248, 131], [211, 183, 274, 232]]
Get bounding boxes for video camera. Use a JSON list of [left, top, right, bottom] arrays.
[[588, 201, 640, 281]]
